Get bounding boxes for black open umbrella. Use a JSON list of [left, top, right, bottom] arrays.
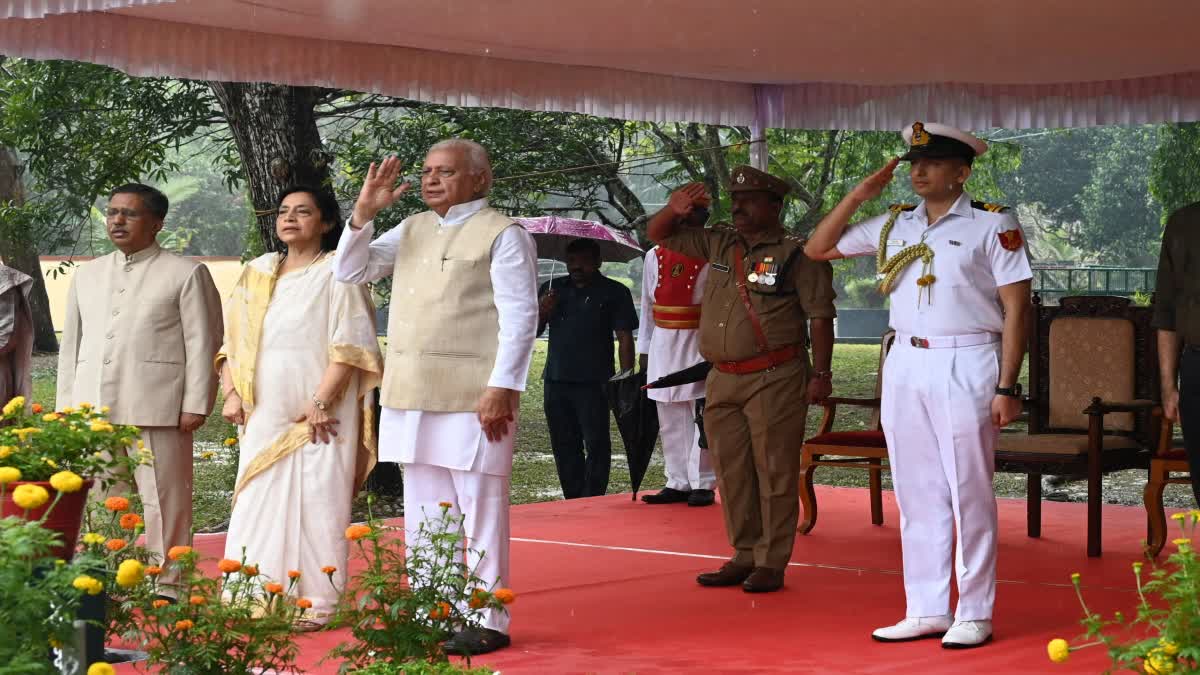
[[605, 371, 659, 500]]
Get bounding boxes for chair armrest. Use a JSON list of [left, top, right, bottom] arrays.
[[1082, 398, 1159, 415], [814, 397, 882, 435]]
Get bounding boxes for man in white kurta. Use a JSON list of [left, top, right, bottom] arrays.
[[636, 201, 716, 506], [334, 141, 537, 655]]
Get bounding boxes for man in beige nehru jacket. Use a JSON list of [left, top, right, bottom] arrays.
[[57, 183, 223, 596]]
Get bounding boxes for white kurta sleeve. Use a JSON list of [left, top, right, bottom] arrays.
[[636, 248, 658, 355], [333, 217, 409, 285], [487, 225, 539, 392]]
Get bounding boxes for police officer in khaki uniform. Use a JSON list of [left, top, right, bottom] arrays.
[[647, 167, 836, 593]]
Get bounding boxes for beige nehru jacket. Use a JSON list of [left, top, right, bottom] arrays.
[[56, 243, 223, 427], [381, 208, 512, 412]]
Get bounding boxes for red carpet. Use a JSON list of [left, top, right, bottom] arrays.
[[117, 487, 1182, 674]]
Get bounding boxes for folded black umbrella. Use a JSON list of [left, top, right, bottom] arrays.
[[605, 371, 659, 500], [643, 361, 712, 390]]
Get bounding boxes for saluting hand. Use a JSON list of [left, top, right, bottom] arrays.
[[848, 158, 901, 204], [667, 183, 710, 217], [351, 156, 411, 227]]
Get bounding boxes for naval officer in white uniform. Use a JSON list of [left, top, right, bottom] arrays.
[[805, 122, 1032, 649]]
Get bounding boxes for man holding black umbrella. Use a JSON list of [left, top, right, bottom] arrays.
[[538, 238, 639, 499], [648, 167, 836, 593]]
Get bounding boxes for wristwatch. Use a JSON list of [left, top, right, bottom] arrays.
[[994, 383, 1022, 398], [312, 396, 330, 411], [813, 370, 833, 381]]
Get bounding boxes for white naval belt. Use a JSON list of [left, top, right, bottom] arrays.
[[898, 332, 1000, 349]]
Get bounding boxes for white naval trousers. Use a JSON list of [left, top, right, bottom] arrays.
[[880, 340, 1000, 621], [656, 400, 716, 491], [402, 463, 511, 633]]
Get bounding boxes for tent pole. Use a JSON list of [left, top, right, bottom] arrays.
[[751, 84, 769, 170]]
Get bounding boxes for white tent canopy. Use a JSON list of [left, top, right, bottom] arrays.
[[4, 1, 1200, 130]]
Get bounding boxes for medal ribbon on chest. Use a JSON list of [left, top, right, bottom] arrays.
[[747, 256, 778, 286], [876, 206, 936, 305]]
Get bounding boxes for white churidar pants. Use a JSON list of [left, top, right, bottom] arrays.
[[656, 400, 715, 491]]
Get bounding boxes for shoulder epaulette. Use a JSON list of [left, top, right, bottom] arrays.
[[710, 222, 736, 233], [888, 203, 917, 213], [971, 200, 1010, 213], [784, 233, 807, 245]]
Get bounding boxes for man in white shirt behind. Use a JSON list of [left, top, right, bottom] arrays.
[[334, 140, 538, 655]]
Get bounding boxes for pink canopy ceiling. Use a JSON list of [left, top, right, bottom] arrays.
[[3, 0, 1200, 129]]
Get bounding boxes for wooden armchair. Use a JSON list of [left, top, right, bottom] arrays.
[[798, 331, 896, 534], [1144, 416, 1193, 557], [995, 295, 1161, 557]]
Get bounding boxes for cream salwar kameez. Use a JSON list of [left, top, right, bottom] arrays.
[[217, 253, 382, 619]]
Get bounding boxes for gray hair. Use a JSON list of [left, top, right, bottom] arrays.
[[427, 138, 493, 196]]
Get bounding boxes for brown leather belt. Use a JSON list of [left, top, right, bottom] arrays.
[[714, 344, 799, 375]]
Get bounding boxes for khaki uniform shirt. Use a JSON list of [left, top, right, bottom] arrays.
[[659, 225, 836, 363], [1152, 202, 1200, 347]]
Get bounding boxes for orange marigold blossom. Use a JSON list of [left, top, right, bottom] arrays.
[[119, 513, 143, 530], [31, 404, 42, 413], [287, 570, 301, 579], [105, 539, 128, 552], [151, 599, 170, 609], [189, 595, 206, 606], [345, 524, 371, 540], [103, 496, 130, 512], [428, 602, 452, 620], [167, 545, 192, 560], [468, 595, 486, 609], [320, 566, 337, 575], [438, 501, 453, 508], [493, 588, 516, 605], [242, 564, 259, 577], [145, 566, 162, 577], [264, 582, 284, 595], [217, 559, 242, 574], [295, 598, 313, 609], [174, 620, 194, 631]]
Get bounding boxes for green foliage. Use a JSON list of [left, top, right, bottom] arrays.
[[841, 277, 887, 309], [0, 400, 141, 485], [1150, 123, 1200, 221]]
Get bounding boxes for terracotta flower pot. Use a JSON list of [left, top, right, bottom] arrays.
[[2, 479, 94, 560]]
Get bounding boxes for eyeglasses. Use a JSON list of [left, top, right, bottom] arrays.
[[105, 208, 144, 219]]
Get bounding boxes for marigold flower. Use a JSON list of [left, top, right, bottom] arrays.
[[72, 575, 104, 595], [174, 620, 194, 632], [224, 437, 238, 447], [468, 588, 488, 609], [167, 545, 193, 560], [345, 524, 371, 540], [41, 457, 57, 468], [1144, 649, 1176, 674], [41, 413, 60, 422], [189, 595, 206, 606], [428, 602, 452, 620], [87, 663, 116, 675], [1133, 561, 1144, 575], [89, 420, 114, 433], [30, 403, 42, 414], [105, 539, 128, 552], [119, 513, 144, 530], [321, 565, 337, 575], [264, 582, 284, 595], [80, 402, 93, 411], [217, 559, 242, 574], [493, 588, 516, 605], [0, 466, 21, 484], [3, 396, 25, 415], [295, 598, 313, 609], [287, 569, 301, 580], [1172, 537, 1191, 547], [200, 451, 215, 460], [63, 407, 75, 414], [82, 532, 107, 545], [116, 559, 146, 588], [242, 564, 259, 577], [1047, 638, 1070, 663], [1159, 639, 1180, 656], [145, 566, 163, 577], [1170, 512, 1187, 522], [12, 484, 49, 510], [104, 496, 131, 512], [1070, 572, 1080, 584], [100, 406, 110, 414], [152, 599, 170, 609], [438, 501, 453, 508], [0, 446, 13, 459]]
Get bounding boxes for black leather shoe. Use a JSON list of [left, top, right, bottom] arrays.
[[443, 627, 511, 655], [687, 489, 715, 506], [742, 567, 785, 593], [696, 561, 754, 587], [641, 487, 692, 504]]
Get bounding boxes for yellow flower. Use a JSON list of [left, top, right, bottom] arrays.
[[224, 437, 237, 447], [0, 466, 21, 484], [63, 407, 75, 414], [1046, 638, 1070, 663], [1144, 649, 1177, 674], [0, 446, 13, 459], [1170, 512, 1186, 522], [1133, 561, 1144, 575], [100, 406, 110, 414], [1159, 639, 1179, 656], [89, 420, 114, 433], [200, 451, 215, 460], [82, 533, 107, 545], [1172, 538, 1191, 549], [87, 663, 115, 675], [14, 427, 41, 442], [49, 471, 84, 493], [3, 396, 26, 415], [12, 484, 50, 510], [42, 457, 58, 469], [137, 439, 145, 449], [1070, 572, 1080, 584], [116, 559, 146, 588], [80, 402, 93, 411], [72, 575, 104, 595], [41, 413, 60, 422]]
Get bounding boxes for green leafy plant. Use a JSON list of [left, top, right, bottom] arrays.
[[74, 493, 160, 644], [325, 499, 514, 671], [1048, 510, 1200, 673], [0, 398, 142, 485]]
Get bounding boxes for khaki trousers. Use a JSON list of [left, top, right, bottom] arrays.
[[704, 357, 809, 570]]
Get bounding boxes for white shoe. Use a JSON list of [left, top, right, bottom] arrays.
[[871, 615, 953, 642], [941, 620, 993, 649]]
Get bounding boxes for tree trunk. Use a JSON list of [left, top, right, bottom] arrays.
[[207, 83, 333, 252], [0, 147, 60, 352]]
